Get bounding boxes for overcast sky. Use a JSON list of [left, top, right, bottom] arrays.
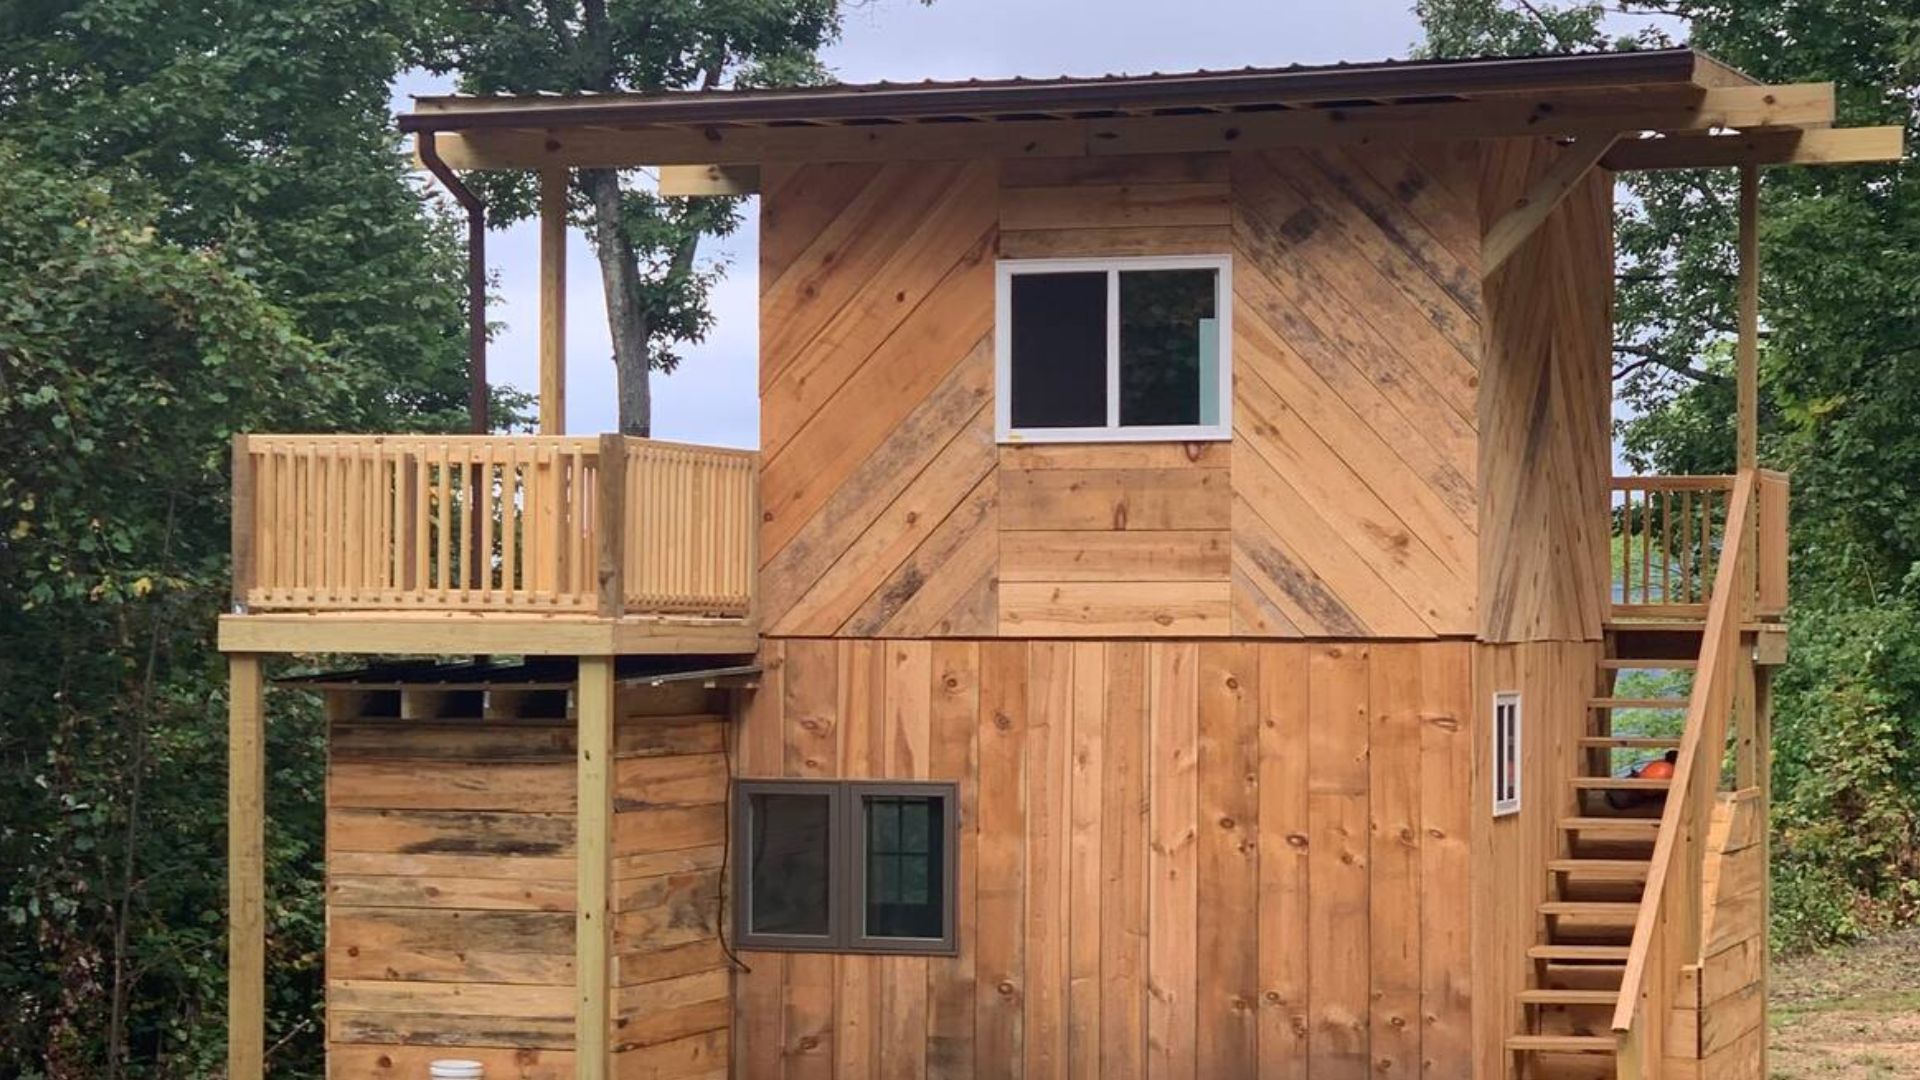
[[395, 0, 1432, 445]]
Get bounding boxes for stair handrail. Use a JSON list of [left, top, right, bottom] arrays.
[[1609, 469, 1758, 1051]]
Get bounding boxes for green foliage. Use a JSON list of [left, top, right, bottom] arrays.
[[0, 1, 504, 1075], [1414, 0, 1920, 951], [416, 0, 842, 430]]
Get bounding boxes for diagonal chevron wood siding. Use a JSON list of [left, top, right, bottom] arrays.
[[757, 143, 1611, 640], [1476, 140, 1614, 643]]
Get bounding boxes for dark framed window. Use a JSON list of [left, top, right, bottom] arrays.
[[733, 779, 957, 954], [995, 254, 1232, 443]]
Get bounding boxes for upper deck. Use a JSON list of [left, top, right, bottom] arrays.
[[217, 433, 758, 655]]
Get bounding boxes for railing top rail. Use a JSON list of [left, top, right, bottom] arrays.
[[1610, 468, 1758, 1035], [1610, 474, 1737, 491], [241, 432, 604, 451], [239, 431, 759, 460]]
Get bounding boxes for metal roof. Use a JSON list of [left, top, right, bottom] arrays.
[[402, 48, 1750, 133]]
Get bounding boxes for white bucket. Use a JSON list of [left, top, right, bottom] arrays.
[[428, 1062, 484, 1080]]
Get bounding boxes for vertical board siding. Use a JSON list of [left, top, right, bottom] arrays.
[[759, 146, 1516, 641], [735, 639, 1476, 1079], [1468, 641, 1604, 1080], [323, 684, 731, 1080]]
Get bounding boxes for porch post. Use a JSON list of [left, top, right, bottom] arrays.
[[227, 654, 266, 1080], [576, 656, 615, 1080], [1736, 164, 1760, 472], [540, 168, 569, 435]]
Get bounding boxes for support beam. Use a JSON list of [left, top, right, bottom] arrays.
[[658, 163, 760, 196], [227, 655, 265, 1080], [539, 168, 568, 435], [1737, 165, 1760, 471], [1482, 134, 1621, 276], [575, 656, 615, 1080], [1606, 125, 1904, 171]]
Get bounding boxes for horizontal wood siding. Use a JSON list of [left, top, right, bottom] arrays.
[[734, 638, 1477, 1078], [324, 683, 732, 1080], [759, 146, 1508, 638]]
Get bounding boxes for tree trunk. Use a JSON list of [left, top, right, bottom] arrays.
[[581, 167, 652, 436]]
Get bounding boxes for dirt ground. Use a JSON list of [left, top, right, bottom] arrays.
[[1771, 927, 1920, 1078]]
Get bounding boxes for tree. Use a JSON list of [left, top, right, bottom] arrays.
[[0, 1, 504, 1074], [421, 0, 842, 435], [1412, 0, 1920, 949]]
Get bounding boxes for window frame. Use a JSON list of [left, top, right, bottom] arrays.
[[994, 254, 1234, 444], [731, 778, 959, 955], [1492, 690, 1522, 817]]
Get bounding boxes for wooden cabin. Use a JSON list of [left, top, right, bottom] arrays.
[[219, 49, 1904, 1080]]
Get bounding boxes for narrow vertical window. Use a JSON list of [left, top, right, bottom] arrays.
[[1493, 691, 1522, 816]]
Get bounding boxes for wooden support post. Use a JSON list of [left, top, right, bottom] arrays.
[[1737, 164, 1760, 472], [1482, 133, 1621, 275], [595, 434, 627, 617], [231, 435, 255, 612], [575, 656, 615, 1080], [227, 654, 265, 1080], [540, 168, 568, 435]]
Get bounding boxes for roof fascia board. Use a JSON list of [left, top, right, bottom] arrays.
[[420, 83, 1834, 171]]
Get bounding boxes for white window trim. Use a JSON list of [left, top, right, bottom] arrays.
[[1492, 690, 1522, 817], [994, 254, 1233, 444]]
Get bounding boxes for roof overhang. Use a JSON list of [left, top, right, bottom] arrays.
[[396, 48, 1902, 174]]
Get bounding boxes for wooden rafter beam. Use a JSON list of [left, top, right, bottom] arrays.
[[422, 83, 1834, 170], [657, 163, 761, 196], [1605, 126, 1905, 171], [1482, 135, 1621, 276]]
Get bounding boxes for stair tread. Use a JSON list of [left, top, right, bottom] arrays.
[[1548, 859, 1651, 878], [1540, 901, 1642, 916], [1590, 696, 1691, 709], [1601, 657, 1698, 669], [1579, 736, 1682, 748], [1559, 816, 1661, 831], [1517, 989, 1621, 1005], [1569, 776, 1672, 790], [1606, 620, 1706, 632], [1506, 1034, 1617, 1053], [1528, 944, 1631, 960]]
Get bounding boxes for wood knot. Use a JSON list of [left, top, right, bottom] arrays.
[[1225, 676, 1240, 691], [993, 712, 1013, 731], [1264, 990, 1282, 1004], [1287, 833, 1308, 848], [798, 1035, 819, 1051], [1218, 815, 1237, 831], [997, 980, 1017, 997], [944, 676, 961, 691]]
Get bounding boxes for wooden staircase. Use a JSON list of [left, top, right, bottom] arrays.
[[1504, 625, 1700, 1079]]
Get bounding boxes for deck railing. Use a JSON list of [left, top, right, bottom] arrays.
[[1609, 472, 1788, 620], [231, 434, 756, 618], [1610, 470, 1773, 1075]]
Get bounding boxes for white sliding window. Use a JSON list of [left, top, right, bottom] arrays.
[[995, 255, 1232, 443]]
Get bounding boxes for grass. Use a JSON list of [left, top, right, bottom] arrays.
[[1770, 927, 1920, 1078]]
